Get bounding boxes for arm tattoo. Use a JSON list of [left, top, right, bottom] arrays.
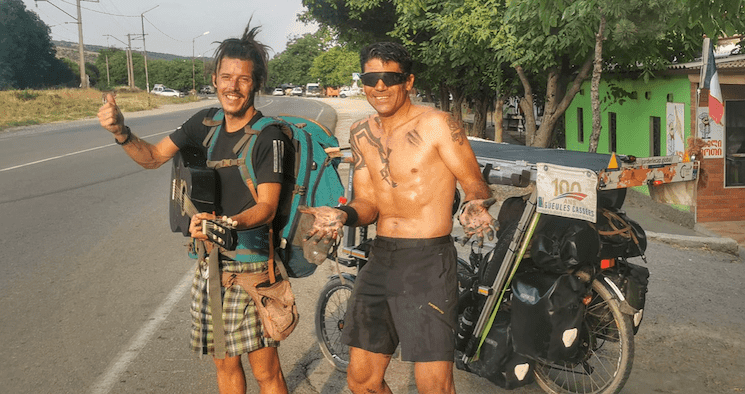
[[350, 138, 366, 169], [446, 114, 467, 145], [350, 120, 398, 188]]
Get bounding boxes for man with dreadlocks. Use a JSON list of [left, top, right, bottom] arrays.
[[98, 22, 292, 393]]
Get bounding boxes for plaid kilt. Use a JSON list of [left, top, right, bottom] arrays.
[[190, 257, 279, 357]]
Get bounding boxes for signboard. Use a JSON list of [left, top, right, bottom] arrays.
[[666, 103, 685, 158], [697, 107, 724, 158], [536, 163, 598, 223]]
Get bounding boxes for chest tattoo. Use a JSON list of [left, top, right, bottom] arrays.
[[405, 130, 423, 147], [351, 120, 398, 188], [447, 114, 467, 145]]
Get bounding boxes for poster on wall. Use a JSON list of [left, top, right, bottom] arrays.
[[666, 103, 685, 158], [696, 107, 724, 158]]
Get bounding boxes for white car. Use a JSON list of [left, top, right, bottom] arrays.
[[339, 86, 363, 98], [151, 85, 183, 97], [272, 88, 284, 96], [291, 87, 303, 96]]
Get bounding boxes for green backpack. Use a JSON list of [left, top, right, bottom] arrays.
[[202, 109, 345, 277]]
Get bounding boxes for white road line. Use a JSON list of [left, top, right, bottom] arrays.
[[89, 265, 195, 394], [0, 130, 172, 173]]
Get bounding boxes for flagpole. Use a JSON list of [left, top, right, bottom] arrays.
[[696, 37, 710, 139]]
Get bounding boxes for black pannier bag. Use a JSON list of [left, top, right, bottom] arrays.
[[603, 262, 650, 333], [497, 194, 530, 237], [530, 216, 600, 273], [598, 188, 626, 210], [455, 311, 535, 389], [591, 208, 647, 259], [510, 272, 587, 363]]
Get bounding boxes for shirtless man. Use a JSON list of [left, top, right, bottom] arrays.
[[301, 42, 496, 393]]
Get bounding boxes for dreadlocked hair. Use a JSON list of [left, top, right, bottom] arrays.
[[213, 21, 270, 95]]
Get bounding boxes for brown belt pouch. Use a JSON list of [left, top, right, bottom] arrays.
[[221, 269, 299, 342]]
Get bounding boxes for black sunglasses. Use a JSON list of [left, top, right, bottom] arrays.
[[359, 72, 409, 87]]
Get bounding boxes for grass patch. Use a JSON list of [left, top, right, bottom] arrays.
[[632, 185, 691, 212], [0, 88, 199, 131]]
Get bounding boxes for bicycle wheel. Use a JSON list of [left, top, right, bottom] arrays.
[[315, 275, 355, 371], [534, 279, 635, 394]]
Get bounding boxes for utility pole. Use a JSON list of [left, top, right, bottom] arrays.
[[105, 34, 133, 89], [75, 0, 87, 88], [140, 6, 158, 93], [192, 31, 210, 92], [35, 0, 99, 89], [127, 34, 134, 89]]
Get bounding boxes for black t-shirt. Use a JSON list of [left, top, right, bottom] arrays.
[[169, 108, 295, 228]]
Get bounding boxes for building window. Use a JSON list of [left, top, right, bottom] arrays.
[[650, 116, 661, 156], [609, 112, 617, 153], [577, 107, 584, 143], [725, 100, 745, 187]]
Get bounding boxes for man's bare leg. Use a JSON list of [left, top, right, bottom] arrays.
[[347, 347, 393, 394], [415, 360, 456, 394], [213, 355, 246, 394], [247, 346, 288, 394]]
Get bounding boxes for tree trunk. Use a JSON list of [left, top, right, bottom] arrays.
[[588, 14, 606, 153], [472, 95, 489, 139], [439, 81, 450, 113], [450, 86, 465, 126], [493, 93, 506, 143], [515, 65, 536, 145], [516, 58, 594, 148]]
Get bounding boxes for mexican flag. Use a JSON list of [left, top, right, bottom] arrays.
[[701, 38, 724, 125]]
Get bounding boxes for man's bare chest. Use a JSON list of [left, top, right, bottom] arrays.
[[351, 120, 437, 188]]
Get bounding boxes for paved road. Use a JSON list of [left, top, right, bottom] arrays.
[[1, 96, 743, 393]]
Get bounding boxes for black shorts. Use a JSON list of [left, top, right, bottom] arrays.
[[342, 235, 458, 362]]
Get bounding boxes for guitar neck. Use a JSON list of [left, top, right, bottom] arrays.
[[182, 195, 199, 218]]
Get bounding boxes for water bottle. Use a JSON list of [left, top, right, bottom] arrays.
[[455, 306, 479, 351]]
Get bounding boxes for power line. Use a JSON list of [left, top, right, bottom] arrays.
[[144, 15, 186, 42], [57, 0, 138, 17]]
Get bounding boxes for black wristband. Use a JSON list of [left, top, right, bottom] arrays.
[[337, 205, 359, 226], [115, 126, 133, 146]]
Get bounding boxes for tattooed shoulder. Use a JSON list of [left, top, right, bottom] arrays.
[[446, 113, 467, 145]]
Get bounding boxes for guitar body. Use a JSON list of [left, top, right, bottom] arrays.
[[170, 149, 218, 236]]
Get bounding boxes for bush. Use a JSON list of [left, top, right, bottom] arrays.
[[15, 90, 39, 101]]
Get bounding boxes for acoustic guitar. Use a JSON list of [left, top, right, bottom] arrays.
[[169, 149, 237, 250]]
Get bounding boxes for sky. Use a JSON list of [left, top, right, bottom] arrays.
[[21, 0, 319, 58]]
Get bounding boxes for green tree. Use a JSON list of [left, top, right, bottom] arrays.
[[94, 49, 201, 92], [301, 0, 396, 46], [309, 46, 360, 87], [392, 0, 516, 138], [500, 0, 745, 148], [148, 58, 195, 92], [268, 31, 329, 87], [0, 0, 75, 89]]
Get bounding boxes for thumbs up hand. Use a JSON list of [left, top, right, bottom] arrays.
[[97, 92, 126, 137]]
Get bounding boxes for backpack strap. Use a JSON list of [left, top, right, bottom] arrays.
[[201, 109, 225, 149]]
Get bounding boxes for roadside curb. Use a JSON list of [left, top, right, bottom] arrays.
[[647, 231, 742, 258]]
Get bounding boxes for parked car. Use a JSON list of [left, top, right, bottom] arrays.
[[339, 86, 363, 98], [305, 83, 321, 97], [272, 87, 285, 96], [291, 87, 303, 96], [151, 85, 183, 97], [199, 85, 215, 94]]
